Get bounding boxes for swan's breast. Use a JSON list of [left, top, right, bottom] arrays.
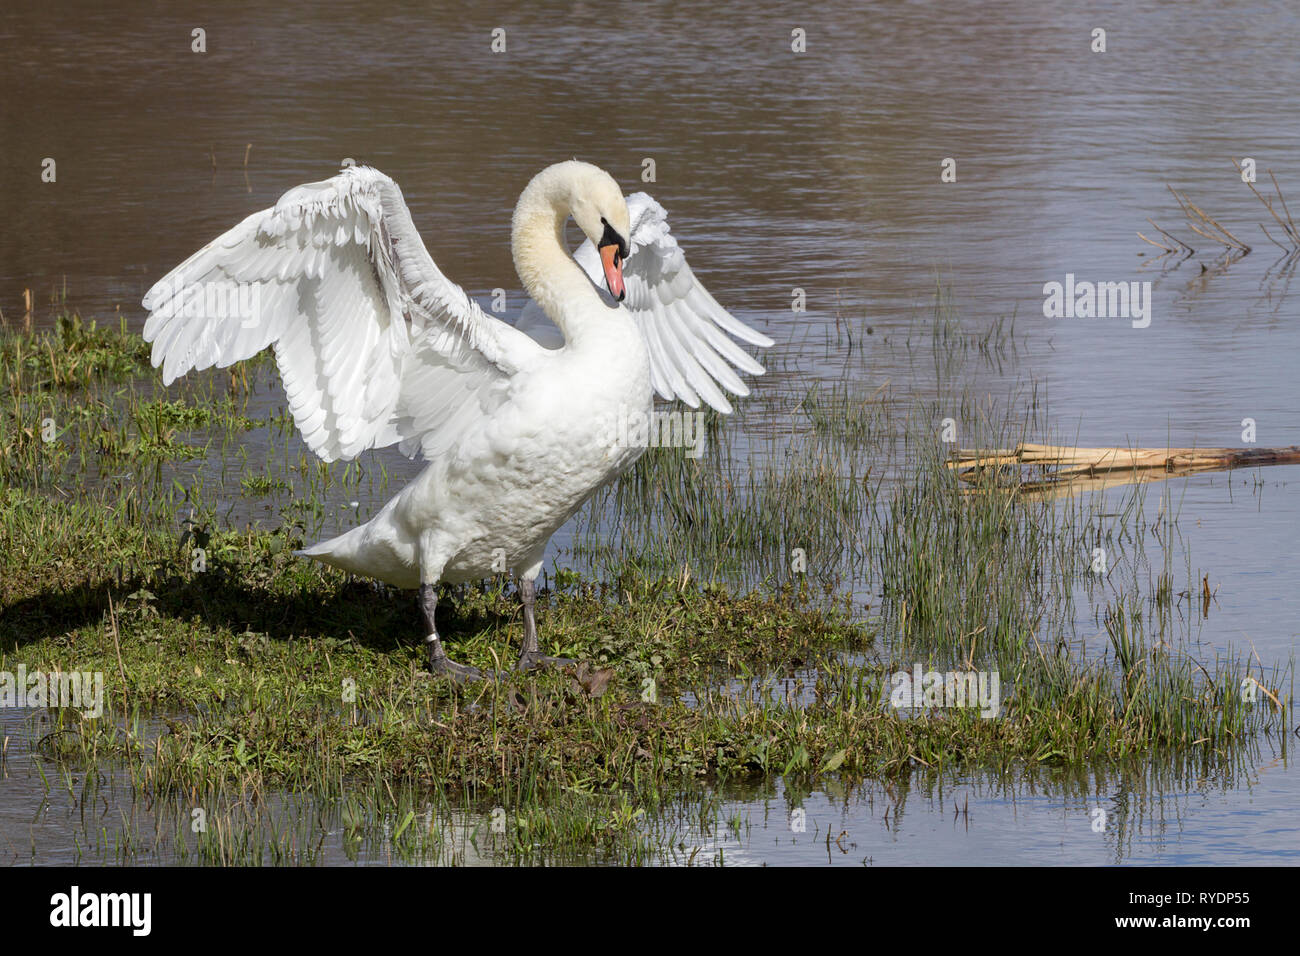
[[390, 324, 652, 576]]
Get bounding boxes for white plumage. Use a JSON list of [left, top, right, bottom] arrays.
[[142, 161, 772, 677], [516, 192, 772, 413]]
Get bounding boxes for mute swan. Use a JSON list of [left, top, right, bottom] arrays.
[[142, 161, 772, 680]]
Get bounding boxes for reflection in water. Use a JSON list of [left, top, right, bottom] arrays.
[[661, 745, 1298, 867], [5, 704, 1290, 866]]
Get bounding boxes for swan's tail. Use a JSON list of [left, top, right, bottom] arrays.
[[295, 524, 366, 569], [294, 519, 419, 589]]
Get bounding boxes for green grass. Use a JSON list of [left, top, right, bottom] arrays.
[[0, 291, 1291, 865]]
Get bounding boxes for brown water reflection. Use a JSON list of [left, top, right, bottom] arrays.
[[1, 1, 1298, 864]]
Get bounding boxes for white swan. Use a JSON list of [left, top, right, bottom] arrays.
[[141, 161, 772, 679]]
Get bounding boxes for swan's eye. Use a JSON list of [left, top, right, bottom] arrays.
[[598, 220, 629, 261]]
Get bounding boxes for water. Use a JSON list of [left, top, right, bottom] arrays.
[[1, 0, 1297, 864], [681, 759, 1300, 866], [4, 699, 1292, 866]]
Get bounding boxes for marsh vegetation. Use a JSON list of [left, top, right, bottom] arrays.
[[0, 287, 1289, 865]]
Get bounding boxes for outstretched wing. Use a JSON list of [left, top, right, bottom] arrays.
[[142, 165, 540, 462], [517, 192, 773, 414]]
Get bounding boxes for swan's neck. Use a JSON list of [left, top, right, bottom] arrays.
[[511, 177, 611, 345]]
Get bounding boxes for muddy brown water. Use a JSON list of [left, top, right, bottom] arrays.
[[1, 1, 1296, 864]]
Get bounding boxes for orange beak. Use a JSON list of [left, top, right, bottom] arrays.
[[599, 243, 626, 301]]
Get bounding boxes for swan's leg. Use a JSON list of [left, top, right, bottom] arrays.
[[416, 532, 481, 682], [421, 584, 481, 682], [515, 572, 575, 672], [517, 576, 541, 662]]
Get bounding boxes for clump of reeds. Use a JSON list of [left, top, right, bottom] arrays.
[[1139, 160, 1300, 270]]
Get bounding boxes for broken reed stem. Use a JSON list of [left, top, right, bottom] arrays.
[[1258, 223, 1293, 254], [1136, 231, 1175, 253], [1146, 165, 1300, 260], [1232, 159, 1300, 248], [1145, 218, 1193, 254], [1267, 169, 1300, 243], [1168, 185, 1251, 252], [1185, 222, 1226, 246]]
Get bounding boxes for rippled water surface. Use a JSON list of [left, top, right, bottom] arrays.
[[1, 1, 1296, 864]]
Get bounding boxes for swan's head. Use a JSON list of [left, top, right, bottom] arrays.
[[566, 163, 631, 302], [516, 160, 631, 302]]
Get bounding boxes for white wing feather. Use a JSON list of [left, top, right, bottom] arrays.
[[516, 191, 772, 414], [142, 166, 540, 462]]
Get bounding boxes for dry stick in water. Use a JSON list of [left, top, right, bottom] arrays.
[[950, 443, 1300, 493], [1232, 159, 1300, 248], [1155, 217, 1195, 253], [1267, 170, 1299, 241], [1167, 186, 1250, 253], [1140, 168, 1300, 262], [1257, 221, 1293, 254], [1136, 231, 1176, 254], [1141, 218, 1193, 257]]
